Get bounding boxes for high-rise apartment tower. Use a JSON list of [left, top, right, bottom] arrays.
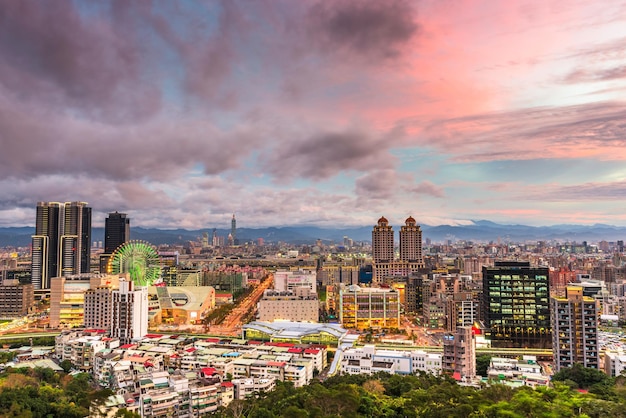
[[60, 201, 92, 277], [551, 286, 599, 371], [32, 202, 62, 290], [32, 201, 91, 290], [372, 216, 424, 283], [399, 216, 423, 264], [372, 216, 394, 263], [111, 278, 148, 345]]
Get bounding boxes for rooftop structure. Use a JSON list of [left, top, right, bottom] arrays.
[[242, 320, 354, 347]]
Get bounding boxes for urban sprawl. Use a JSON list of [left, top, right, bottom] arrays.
[[1, 202, 625, 416]]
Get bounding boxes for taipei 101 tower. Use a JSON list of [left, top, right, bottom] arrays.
[[231, 214, 237, 245]]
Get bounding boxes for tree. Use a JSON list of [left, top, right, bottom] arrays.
[[363, 379, 385, 396], [60, 359, 73, 373], [476, 355, 491, 377], [552, 364, 613, 391], [114, 409, 141, 418], [226, 399, 252, 418]]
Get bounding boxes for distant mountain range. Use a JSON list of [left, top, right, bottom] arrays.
[[2, 221, 626, 248]]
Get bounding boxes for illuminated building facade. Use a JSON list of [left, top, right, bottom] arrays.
[[339, 284, 400, 330], [482, 261, 551, 348]]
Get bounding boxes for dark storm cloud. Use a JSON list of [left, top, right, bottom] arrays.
[[307, 0, 419, 61], [0, 94, 259, 180], [262, 130, 396, 180], [171, 2, 246, 104], [0, 1, 160, 123]]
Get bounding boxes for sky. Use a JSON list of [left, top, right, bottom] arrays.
[[2, 0, 626, 229]]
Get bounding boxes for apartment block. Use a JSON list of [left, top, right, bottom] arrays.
[[49, 274, 121, 328], [442, 326, 476, 381], [341, 345, 442, 376], [551, 286, 599, 371], [273, 270, 316, 293], [257, 288, 319, 322], [0, 280, 34, 318]]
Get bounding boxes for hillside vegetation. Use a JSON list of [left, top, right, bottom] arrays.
[[219, 369, 626, 418]]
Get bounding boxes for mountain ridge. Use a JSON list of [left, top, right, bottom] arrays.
[[2, 221, 626, 247]]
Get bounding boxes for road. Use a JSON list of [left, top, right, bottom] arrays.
[[399, 316, 443, 346], [209, 274, 274, 336]]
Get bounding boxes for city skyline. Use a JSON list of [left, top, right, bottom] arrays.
[[2, 1, 626, 229]]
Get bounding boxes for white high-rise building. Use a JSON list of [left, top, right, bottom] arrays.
[[111, 279, 148, 344]]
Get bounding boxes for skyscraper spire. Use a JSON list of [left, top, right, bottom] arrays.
[[231, 214, 237, 245]]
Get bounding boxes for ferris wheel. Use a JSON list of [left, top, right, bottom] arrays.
[[108, 240, 161, 286]]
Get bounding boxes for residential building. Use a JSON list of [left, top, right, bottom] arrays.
[[551, 286, 599, 371], [257, 288, 319, 322], [445, 291, 480, 332], [231, 378, 276, 399], [604, 350, 626, 377], [372, 216, 424, 283], [0, 279, 34, 318], [341, 345, 442, 376], [372, 216, 394, 263], [399, 216, 423, 265], [84, 285, 114, 330], [405, 274, 423, 315], [31, 201, 91, 290], [31, 202, 62, 290], [487, 356, 549, 387], [111, 278, 149, 344], [50, 273, 121, 328], [273, 270, 316, 293], [60, 201, 92, 277], [442, 326, 476, 381]]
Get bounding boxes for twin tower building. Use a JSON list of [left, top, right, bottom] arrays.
[[31, 201, 129, 291], [371, 216, 424, 283]]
